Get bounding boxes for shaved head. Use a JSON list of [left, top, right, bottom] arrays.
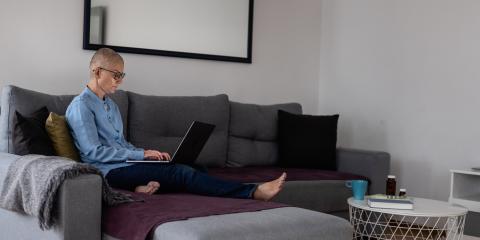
[[89, 48, 124, 71], [87, 48, 125, 98]]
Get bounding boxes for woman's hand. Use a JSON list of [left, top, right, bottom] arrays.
[[144, 150, 171, 161]]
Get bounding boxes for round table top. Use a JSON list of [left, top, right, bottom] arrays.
[[348, 197, 468, 217]]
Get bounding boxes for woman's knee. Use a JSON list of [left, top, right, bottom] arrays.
[[170, 164, 197, 183], [173, 164, 195, 174]]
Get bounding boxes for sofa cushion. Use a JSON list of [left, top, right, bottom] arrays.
[[13, 107, 56, 156], [105, 207, 353, 240], [127, 92, 230, 167], [227, 102, 302, 167], [0, 85, 129, 154], [103, 192, 287, 240], [45, 112, 80, 161], [278, 110, 339, 170], [207, 166, 367, 213]]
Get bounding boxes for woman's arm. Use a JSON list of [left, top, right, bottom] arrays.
[[66, 100, 144, 163]]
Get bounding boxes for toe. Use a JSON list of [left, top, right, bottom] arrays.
[[148, 186, 156, 194], [148, 181, 160, 188]]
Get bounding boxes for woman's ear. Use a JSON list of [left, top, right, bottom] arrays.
[[93, 68, 100, 78]]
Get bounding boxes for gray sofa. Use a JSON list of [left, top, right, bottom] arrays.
[[0, 85, 390, 240]]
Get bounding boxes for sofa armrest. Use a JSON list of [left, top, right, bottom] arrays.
[[0, 153, 102, 240], [58, 174, 102, 240], [336, 148, 390, 194]]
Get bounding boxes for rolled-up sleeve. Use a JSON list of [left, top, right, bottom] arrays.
[[66, 100, 144, 163]]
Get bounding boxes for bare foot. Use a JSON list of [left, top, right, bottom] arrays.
[[135, 181, 160, 195], [253, 172, 287, 201]]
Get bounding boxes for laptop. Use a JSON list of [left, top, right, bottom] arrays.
[[126, 121, 215, 164]]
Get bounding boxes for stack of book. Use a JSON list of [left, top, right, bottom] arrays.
[[367, 194, 414, 210]]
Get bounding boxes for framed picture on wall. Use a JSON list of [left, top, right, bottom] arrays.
[[83, 0, 254, 63]]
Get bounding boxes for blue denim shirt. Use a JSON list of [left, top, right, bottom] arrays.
[[66, 87, 144, 176]]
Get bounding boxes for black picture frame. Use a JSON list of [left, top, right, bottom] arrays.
[[83, 0, 254, 63]]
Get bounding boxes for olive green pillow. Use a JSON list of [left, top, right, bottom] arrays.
[[45, 112, 80, 161]]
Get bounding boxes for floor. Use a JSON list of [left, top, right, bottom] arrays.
[[465, 235, 480, 240]]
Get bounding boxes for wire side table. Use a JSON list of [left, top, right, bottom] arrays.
[[348, 197, 468, 240]]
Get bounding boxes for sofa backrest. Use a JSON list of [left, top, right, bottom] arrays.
[[0, 85, 305, 169], [0, 85, 129, 154], [127, 92, 230, 167], [227, 102, 302, 167]]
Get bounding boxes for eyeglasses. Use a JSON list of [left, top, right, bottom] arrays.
[[98, 67, 126, 82]]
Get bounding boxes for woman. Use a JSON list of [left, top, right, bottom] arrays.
[[66, 48, 286, 200]]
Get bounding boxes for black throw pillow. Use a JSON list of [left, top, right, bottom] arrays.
[[13, 106, 56, 156], [278, 110, 339, 170]]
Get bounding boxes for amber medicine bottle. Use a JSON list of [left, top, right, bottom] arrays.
[[386, 175, 396, 197]]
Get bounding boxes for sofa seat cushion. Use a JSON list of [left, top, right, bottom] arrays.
[[208, 167, 367, 212], [104, 207, 353, 240], [103, 191, 287, 240], [127, 92, 230, 167], [208, 166, 368, 183]]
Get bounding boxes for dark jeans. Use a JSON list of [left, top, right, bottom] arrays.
[[105, 163, 257, 199]]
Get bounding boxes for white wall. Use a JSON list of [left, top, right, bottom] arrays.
[[92, 0, 250, 57], [7, 0, 475, 202], [0, 0, 321, 114], [319, 0, 480, 200]]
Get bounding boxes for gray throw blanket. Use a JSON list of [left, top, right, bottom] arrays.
[[0, 154, 134, 230]]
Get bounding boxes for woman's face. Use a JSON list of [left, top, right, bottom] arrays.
[[96, 62, 125, 94]]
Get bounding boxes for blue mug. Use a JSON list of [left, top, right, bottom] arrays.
[[345, 180, 368, 200]]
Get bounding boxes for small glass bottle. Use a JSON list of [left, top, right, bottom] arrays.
[[399, 188, 407, 198], [386, 175, 396, 197]]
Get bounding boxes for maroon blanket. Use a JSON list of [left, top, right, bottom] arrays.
[[103, 192, 288, 240], [103, 167, 367, 240]]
